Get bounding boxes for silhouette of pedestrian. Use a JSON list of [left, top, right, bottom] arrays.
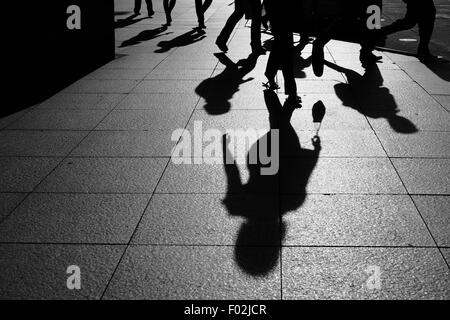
[[163, 0, 177, 26], [134, 0, 154, 17], [381, 0, 437, 59], [195, 0, 213, 29], [263, 0, 299, 103], [216, 0, 264, 55]]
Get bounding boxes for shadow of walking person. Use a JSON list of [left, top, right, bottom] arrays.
[[155, 28, 206, 53], [115, 14, 147, 29], [195, 53, 258, 115], [120, 26, 171, 47], [325, 60, 418, 134], [222, 90, 321, 276]]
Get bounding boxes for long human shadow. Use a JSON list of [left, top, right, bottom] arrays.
[[120, 26, 171, 47], [325, 60, 418, 134], [115, 13, 148, 29], [222, 90, 322, 276], [155, 28, 207, 53], [195, 53, 258, 115]]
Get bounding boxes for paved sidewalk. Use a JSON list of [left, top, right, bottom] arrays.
[[0, 0, 449, 299]]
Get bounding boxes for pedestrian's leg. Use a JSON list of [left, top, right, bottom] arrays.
[[381, 2, 418, 36], [417, 0, 436, 55], [264, 37, 281, 90], [216, 1, 245, 51], [280, 32, 297, 99], [195, 0, 205, 28], [202, 0, 213, 13], [134, 0, 142, 15], [250, 0, 263, 53], [145, 0, 154, 16], [164, 0, 176, 25]]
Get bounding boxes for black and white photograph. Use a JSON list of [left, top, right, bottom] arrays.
[[1, 0, 449, 305]]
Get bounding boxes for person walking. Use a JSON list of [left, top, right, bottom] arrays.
[[216, 0, 264, 55], [163, 0, 177, 26], [134, 0, 154, 17], [263, 0, 299, 103], [381, 0, 437, 59], [195, 0, 213, 29]]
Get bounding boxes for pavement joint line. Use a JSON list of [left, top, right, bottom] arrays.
[[363, 103, 450, 270], [0, 242, 444, 249], [0, 93, 132, 226], [99, 4, 232, 298]]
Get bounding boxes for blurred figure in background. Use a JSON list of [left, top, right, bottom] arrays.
[[216, 0, 264, 55], [381, 0, 437, 60]]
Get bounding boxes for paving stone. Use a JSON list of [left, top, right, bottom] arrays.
[[0, 193, 26, 221], [283, 247, 450, 299], [85, 68, 150, 80], [96, 107, 192, 131], [0, 110, 30, 129], [0, 157, 61, 192], [412, 196, 450, 247], [0, 131, 86, 157], [103, 245, 281, 299], [6, 109, 110, 130], [397, 61, 450, 95], [281, 158, 406, 194], [392, 159, 450, 195], [433, 95, 450, 112], [377, 131, 450, 157], [132, 80, 201, 93], [36, 158, 167, 193], [115, 93, 199, 110], [36, 93, 126, 110], [0, 193, 150, 243], [70, 130, 175, 157], [0, 244, 125, 299], [284, 195, 433, 246], [63, 80, 139, 94], [132, 194, 280, 245]]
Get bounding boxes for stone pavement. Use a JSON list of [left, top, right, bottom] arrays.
[[0, 0, 449, 299]]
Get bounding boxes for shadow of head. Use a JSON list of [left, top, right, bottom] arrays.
[[234, 221, 286, 277], [195, 53, 257, 115], [155, 28, 206, 53]]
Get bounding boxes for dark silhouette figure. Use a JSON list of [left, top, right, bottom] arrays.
[[216, 0, 264, 55], [115, 14, 148, 29], [325, 60, 418, 134], [163, 0, 177, 26], [195, 53, 258, 115], [155, 28, 206, 53], [120, 26, 170, 47], [134, 0, 154, 17], [195, 0, 213, 29], [263, 0, 298, 102], [381, 0, 436, 59], [222, 90, 321, 276]]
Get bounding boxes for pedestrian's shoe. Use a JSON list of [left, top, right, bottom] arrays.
[[286, 95, 302, 106], [134, 10, 140, 15], [148, 10, 155, 17], [215, 39, 228, 52], [312, 40, 325, 77], [262, 80, 280, 91], [198, 21, 206, 29]]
